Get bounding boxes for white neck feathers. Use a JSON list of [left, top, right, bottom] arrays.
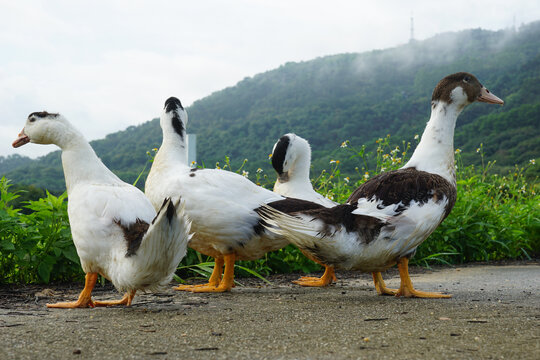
[[59, 125, 122, 194], [403, 100, 461, 184], [154, 131, 188, 169]]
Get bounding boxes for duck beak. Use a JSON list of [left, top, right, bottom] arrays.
[[478, 87, 504, 105], [12, 129, 30, 148]]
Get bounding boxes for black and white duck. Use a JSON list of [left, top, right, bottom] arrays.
[[259, 72, 504, 298], [271, 133, 338, 287]]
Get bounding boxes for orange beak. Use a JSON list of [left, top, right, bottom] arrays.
[[478, 87, 504, 105], [12, 129, 30, 148]]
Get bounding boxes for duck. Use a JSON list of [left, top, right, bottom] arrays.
[[259, 72, 504, 298], [12, 112, 191, 308], [271, 133, 338, 287], [145, 97, 324, 293]]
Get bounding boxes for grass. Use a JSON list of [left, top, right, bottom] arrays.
[[0, 135, 538, 284]]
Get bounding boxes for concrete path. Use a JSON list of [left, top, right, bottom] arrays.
[[1, 263, 539, 359]]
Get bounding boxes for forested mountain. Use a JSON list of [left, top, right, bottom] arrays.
[[2, 21, 539, 191]]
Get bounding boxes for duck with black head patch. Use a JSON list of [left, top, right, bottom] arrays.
[[145, 98, 324, 293], [259, 72, 504, 298], [271, 133, 339, 287], [12, 112, 191, 308]]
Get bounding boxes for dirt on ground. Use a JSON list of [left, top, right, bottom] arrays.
[[1, 261, 539, 359]]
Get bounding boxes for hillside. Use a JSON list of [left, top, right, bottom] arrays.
[[2, 21, 540, 191]]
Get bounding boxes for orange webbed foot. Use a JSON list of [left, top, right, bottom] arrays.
[[174, 257, 224, 292], [372, 272, 398, 296], [94, 291, 136, 307], [395, 258, 451, 298], [46, 273, 98, 309], [293, 266, 336, 287], [46, 299, 95, 308], [174, 282, 219, 291], [395, 288, 452, 298], [190, 254, 235, 293], [190, 284, 233, 293]]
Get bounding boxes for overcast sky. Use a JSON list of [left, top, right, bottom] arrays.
[[2, 0, 539, 159]]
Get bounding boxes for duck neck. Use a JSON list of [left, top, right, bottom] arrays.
[[288, 158, 312, 186], [403, 101, 460, 184], [59, 127, 120, 194], [154, 131, 188, 169]]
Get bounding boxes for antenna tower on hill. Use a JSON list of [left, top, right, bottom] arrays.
[[410, 14, 415, 42]]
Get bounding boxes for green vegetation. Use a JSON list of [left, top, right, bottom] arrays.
[[2, 22, 540, 190], [0, 178, 80, 284], [2, 135, 537, 285]]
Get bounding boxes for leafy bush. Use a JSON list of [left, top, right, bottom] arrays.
[[0, 177, 81, 284], [1, 134, 538, 284]]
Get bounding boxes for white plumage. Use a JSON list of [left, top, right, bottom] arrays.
[[145, 97, 292, 292], [12, 112, 190, 307]]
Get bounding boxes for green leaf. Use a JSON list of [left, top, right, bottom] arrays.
[[62, 248, 80, 265], [0, 240, 15, 251], [234, 264, 272, 284], [37, 262, 52, 283]]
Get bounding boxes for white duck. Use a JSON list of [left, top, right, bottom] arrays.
[[145, 98, 323, 293], [271, 133, 338, 287], [12, 112, 191, 308], [260, 72, 504, 298]]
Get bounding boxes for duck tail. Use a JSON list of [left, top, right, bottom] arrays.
[[119, 197, 191, 293], [257, 204, 346, 267]]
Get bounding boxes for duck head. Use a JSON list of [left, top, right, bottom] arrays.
[[162, 97, 188, 141], [431, 72, 504, 110], [12, 111, 68, 148], [271, 133, 311, 183]]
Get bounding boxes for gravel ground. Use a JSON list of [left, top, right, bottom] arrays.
[[1, 262, 539, 359]]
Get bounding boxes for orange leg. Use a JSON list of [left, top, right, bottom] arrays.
[[395, 258, 451, 298], [174, 257, 224, 291], [94, 290, 136, 307], [372, 272, 398, 296], [47, 273, 97, 308], [192, 254, 235, 293], [293, 265, 337, 287]]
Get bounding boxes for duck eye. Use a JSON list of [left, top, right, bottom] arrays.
[[29, 117, 36, 123], [463, 75, 471, 83]]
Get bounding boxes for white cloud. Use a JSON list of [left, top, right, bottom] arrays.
[[1, 0, 539, 159]]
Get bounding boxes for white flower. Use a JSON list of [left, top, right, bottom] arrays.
[[476, 148, 481, 153], [344, 177, 350, 183], [414, 134, 419, 140], [455, 149, 462, 154], [256, 168, 263, 173], [329, 159, 336, 164], [530, 159, 536, 165], [242, 170, 249, 178], [363, 172, 369, 180], [340, 140, 349, 148]]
